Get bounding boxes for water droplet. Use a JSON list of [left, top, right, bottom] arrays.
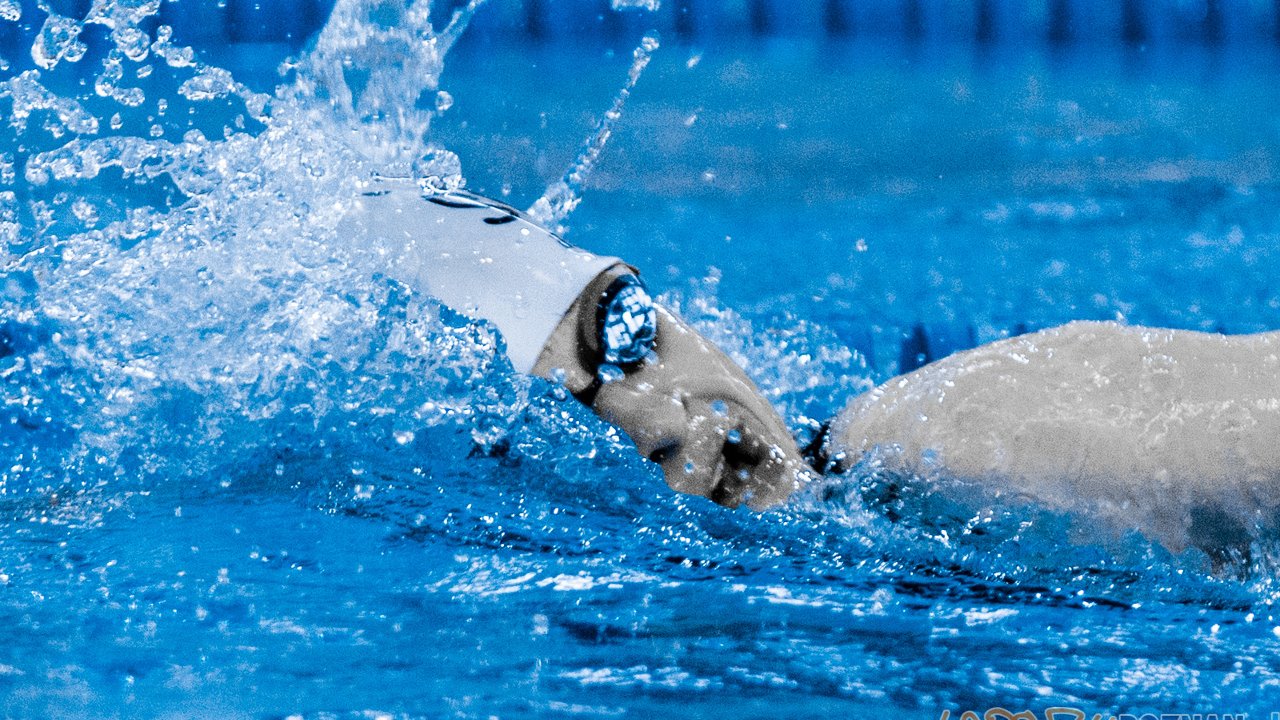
[[70, 199, 98, 225], [597, 363, 625, 385], [611, 0, 661, 10], [412, 146, 463, 194]]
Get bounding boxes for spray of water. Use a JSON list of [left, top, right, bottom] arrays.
[[526, 32, 660, 235], [0, 0, 538, 522], [290, 0, 484, 177]]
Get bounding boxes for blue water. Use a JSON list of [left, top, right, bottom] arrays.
[[4, 1, 1280, 717]]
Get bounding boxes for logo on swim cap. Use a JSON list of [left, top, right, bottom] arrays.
[[598, 275, 658, 367]]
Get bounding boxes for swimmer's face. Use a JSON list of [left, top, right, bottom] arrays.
[[534, 267, 806, 509]]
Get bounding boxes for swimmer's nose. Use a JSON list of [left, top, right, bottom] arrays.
[[622, 394, 798, 509]]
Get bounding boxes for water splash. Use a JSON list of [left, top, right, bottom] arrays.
[[0, 0, 506, 522], [290, 0, 484, 169], [0, 0, 1263, 592], [527, 32, 660, 234]]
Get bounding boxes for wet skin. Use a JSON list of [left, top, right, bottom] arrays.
[[827, 320, 1280, 560], [534, 265, 806, 510]]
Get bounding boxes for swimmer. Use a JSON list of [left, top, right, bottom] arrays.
[[347, 175, 1280, 564], [341, 174, 806, 509]]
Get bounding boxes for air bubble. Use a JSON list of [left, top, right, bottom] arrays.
[[70, 199, 98, 225]]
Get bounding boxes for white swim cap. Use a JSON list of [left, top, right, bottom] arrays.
[[340, 176, 622, 372]]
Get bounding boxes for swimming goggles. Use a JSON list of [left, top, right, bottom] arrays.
[[575, 273, 658, 404]]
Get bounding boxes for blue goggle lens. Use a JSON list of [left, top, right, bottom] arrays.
[[599, 275, 657, 366]]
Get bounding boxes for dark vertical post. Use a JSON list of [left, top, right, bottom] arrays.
[[1121, 0, 1145, 45], [1202, 0, 1223, 45], [674, 0, 696, 40], [824, 0, 852, 38], [1047, 0, 1071, 45], [902, 0, 923, 42], [748, 0, 769, 36], [898, 324, 931, 373], [524, 0, 545, 40], [974, 0, 995, 44]]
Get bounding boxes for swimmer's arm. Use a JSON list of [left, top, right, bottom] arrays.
[[827, 320, 1280, 554]]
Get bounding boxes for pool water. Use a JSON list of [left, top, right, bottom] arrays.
[[3, 1, 1280, 717]]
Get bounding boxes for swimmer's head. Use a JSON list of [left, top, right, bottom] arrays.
[[348, 180, 804, 508], [534, 265, 806, 510]]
